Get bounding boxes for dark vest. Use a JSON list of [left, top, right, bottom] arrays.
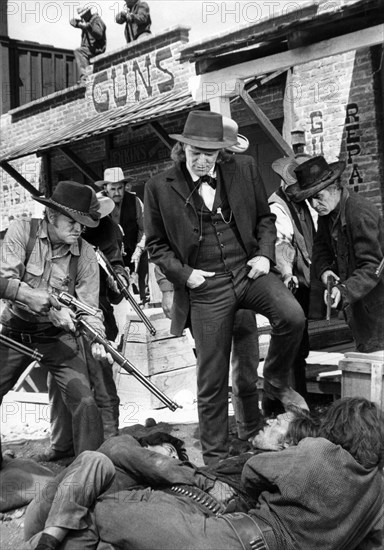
[[191, 168, 247, 273]]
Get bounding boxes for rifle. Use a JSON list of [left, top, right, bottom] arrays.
[[55, 293, 180, 412], [0, 333, 43, 361], [326, 275, 336, 323], [95, 248, 156, 337]]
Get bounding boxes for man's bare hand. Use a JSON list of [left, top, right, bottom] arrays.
[[48, 307, 76, 332], [324, 286, 342, 309], [320, 269, 340, 286], [17, 286, 61, 315], [247, 256, 270, 279], [91, 343, 114, 365], [161, 290, 174, 319], [186, 269, 215, 289]]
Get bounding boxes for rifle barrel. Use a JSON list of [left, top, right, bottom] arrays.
[[79, 319, 180, 412], [0, 333, 43, 361]]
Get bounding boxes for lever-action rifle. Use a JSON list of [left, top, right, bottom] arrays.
[[55, 292, 180, 412], [95, 248, 156, 337]]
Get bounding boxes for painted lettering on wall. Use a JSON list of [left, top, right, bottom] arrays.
[[345, 103, 363, 187], [309, 111, 324, 156], [92, 47, 175, 112]]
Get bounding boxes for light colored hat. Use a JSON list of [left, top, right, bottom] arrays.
[[77, 4, 95, 17], [272, 155, 310, 187], [222, 117, 249, 153], [94, 191, 115, 217], [94, 167, 128, 188]]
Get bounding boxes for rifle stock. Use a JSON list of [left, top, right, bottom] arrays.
[[95, 248, 157, 336]]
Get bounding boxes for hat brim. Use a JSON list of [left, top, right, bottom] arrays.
[[33, 196, 100, 228], [227, 134, 249, 154], [94, 179, 128, 188], [96, 194, 115, 218], [169, 134, 234, 150], [289, 160, 346, 202]]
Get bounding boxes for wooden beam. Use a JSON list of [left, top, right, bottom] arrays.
[[209, 96, 231, 117], [0, 161, 42, 197], [190, 24, 384, 102], [59, 146, 101, 184], [148, 121, 174, 150], [239, 87, 293, 157]]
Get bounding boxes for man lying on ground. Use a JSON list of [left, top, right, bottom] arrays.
[[27, 398, 383, 550]]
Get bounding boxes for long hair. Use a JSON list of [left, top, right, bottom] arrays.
[[170, 142, 230, 164], [137, 431, 189, 461], [318, 397, 384, 468], [285, 406, 321, 445]]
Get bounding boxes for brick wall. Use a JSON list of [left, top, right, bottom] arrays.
[[290, 47, 383, 210]]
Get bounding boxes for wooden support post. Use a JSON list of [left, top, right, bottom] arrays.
[[0, 161, 42, 197], [59, 146, 101, 184], [148, 121, 174, 150], [239, 87, 293, 157], [209, 96, 232, 117]]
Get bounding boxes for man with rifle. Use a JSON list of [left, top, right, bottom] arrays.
[[291, 155, 384, 353], [0, 181, 112, 466]]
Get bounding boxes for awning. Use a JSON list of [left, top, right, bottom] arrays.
[[1, 88, 202, 162]]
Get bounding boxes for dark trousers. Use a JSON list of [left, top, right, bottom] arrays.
[[189, 268, 305, 464], [231, 309, 261, 440], [74, 46, 92, 79], [292, 286, 310, 397], [0, 331, 103, 456], [48, 338, 120, 452]]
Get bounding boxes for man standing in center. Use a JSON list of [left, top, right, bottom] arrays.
[[144, 111, 307, 465]]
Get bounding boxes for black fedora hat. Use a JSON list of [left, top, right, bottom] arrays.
[[170, 110, 236, 150], [285, 156, 346, 202], [33, 181, 101, 228]]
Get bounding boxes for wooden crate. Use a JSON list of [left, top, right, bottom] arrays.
[[339, 351, 384, 410], [116, 308, 196, 409]]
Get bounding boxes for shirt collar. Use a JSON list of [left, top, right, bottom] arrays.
[[186, 164, 216, 183]]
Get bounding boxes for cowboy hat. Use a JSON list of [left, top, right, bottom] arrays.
[[94, 167, 128, 188], [94, 191, 115, 218], [222, 117, 249, 153], [170, 111, 236, 150], [77, 4, 95, 17], [33, 181, 101, 228], [272, 154, 312, 187], [287, 156, 346, 202]]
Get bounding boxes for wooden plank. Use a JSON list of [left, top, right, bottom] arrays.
[[371, 363, 383, 406], [6, 391, 49, 404], [190, 24, 384, 102], [239, 88, 293, 156]]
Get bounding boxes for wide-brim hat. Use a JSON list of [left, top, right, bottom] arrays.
[[287, 156, 346, 201], [77, 4, 95, 17], [33, 181, 101, 228], [169, 111, 236, 150], [222, 116, 249, 153], [94, 167, 128, 188], [94, 192, 115, 217]]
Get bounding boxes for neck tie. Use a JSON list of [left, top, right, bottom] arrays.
[[199, 175, 217, 189]]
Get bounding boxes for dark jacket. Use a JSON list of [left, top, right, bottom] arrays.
[[79, 14, 106, 55], [116, 1, 151, 43], [312, 189, 384, 352], [144, 155, 276, 335]]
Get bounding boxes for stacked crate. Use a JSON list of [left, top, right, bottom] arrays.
[[116, 308, 197, 409], [339, 351, 384, 410]]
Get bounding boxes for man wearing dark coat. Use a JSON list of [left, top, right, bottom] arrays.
[[115, 0, 152, 43], [70, 4, 106, 82], [295, 155, 384, 352], [144, 110, 307, 465]]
